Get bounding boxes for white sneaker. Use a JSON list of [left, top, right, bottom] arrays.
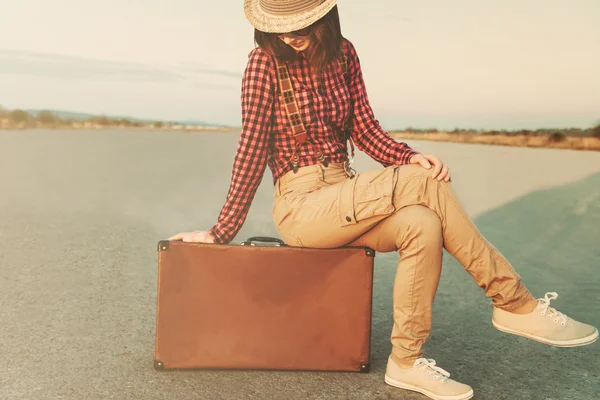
[[384, 357, 474, 400], [492, 292, 599, 347]]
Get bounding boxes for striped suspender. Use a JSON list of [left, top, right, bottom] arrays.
[[337, 50, 356, 176], [339, 51, 356, 177], [275, 52, 351, 174], [275, 61, 308, 145]]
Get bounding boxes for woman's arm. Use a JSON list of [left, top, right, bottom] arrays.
[[207, 48, 275, 244], [345, 41, 418, 166]]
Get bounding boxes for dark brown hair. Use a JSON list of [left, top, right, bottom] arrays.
[[254, 5, 344, 77]]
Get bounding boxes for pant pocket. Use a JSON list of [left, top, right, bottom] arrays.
[[339, 166, 398, 227]]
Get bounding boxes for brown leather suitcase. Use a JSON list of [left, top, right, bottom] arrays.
[[154, 237, 375, 373]]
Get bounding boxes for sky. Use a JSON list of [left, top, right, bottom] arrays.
[[0, 0, 599, 130]]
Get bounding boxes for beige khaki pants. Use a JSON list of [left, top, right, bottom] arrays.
[[273, 162, 534, 367]]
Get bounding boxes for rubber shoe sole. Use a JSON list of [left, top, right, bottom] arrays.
[[384, 375, 474, 400], [492, 319, 599, 347]]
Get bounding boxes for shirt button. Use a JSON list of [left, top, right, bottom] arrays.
[[346, 216, 352, 222]]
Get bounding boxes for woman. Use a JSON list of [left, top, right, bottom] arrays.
[[169, 1, 598, 399]]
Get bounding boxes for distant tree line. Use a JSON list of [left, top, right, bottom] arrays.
[[397, 125, 600, 140], [1, 105, 598, 138], [0, 105, 174, 129]]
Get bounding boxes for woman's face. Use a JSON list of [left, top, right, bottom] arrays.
[[277, 27, 313, 52], [278, 34, 311, 52]]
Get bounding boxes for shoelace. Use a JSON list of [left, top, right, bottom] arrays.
[[414, 358, 450, 383], [537, 292, 568, 326]]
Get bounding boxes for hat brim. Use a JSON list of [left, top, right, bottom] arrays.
[[244, 0, 337, 34]]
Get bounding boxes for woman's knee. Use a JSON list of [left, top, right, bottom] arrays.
[[347, 205, 443, 253], [397, 205, 442, 245], [395, 164, 436, 180]]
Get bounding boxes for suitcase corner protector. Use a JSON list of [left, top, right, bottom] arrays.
[[157, 240, 170, 252], [364, 248, 375, 258], [154, 360, 165, 370], [360, 363, 370, 373]]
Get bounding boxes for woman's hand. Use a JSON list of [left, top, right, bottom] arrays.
[[410, 153, 452, 182], [168, 230, 215, 243]]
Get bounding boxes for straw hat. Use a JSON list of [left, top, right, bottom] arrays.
[[244, 0, 338, 34]]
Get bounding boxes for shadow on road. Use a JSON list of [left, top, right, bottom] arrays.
[[371, 171, 600, 400]]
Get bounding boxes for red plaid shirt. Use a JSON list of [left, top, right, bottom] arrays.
[[208, 39, 418, 244]]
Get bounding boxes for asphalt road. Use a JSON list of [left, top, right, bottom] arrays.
[[1, 129, 599, 400]]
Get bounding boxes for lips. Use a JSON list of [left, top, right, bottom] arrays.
[[290, 39, 305, 48]]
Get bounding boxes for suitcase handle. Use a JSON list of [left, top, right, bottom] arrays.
[[240, 237, 287, 246]]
